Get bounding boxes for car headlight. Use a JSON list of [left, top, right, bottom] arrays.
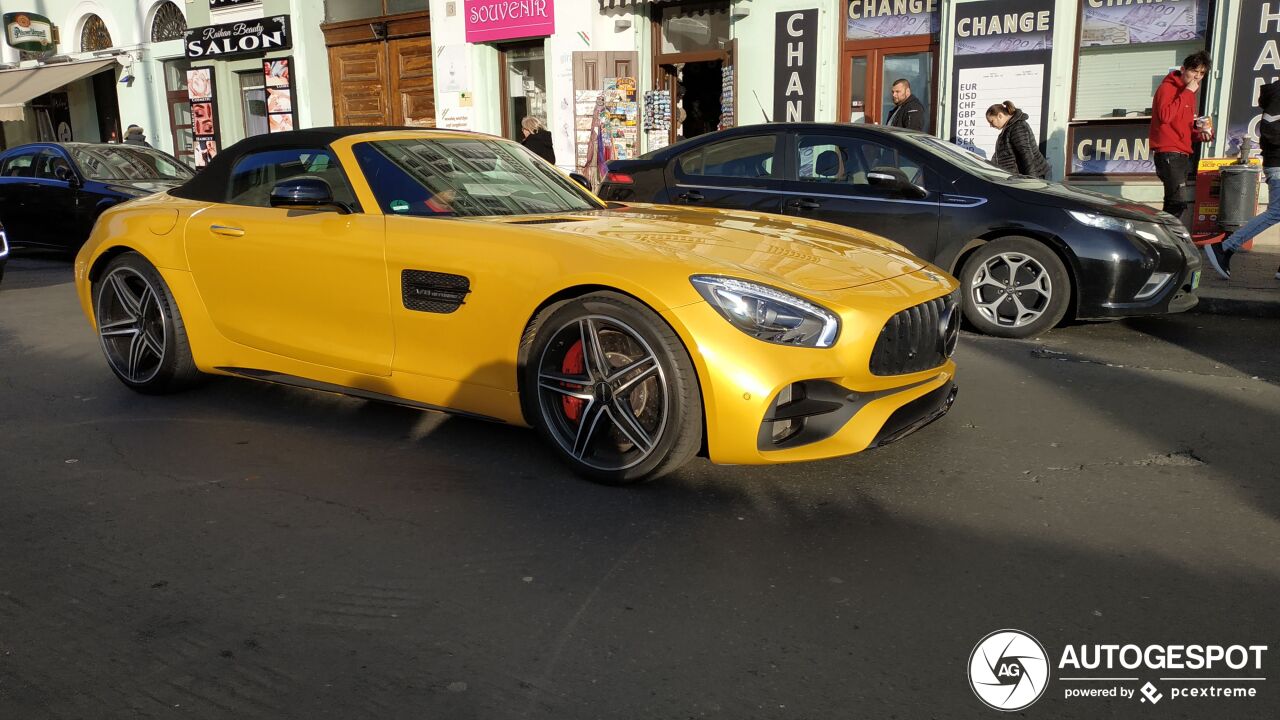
[[690, 275, 840, 348], [0, 224, 8, 259], [1067, 210, 1174, 248]]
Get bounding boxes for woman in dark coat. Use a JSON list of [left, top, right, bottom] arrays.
[[986, 101, 1050, 179], [519, 116, 556, 165]]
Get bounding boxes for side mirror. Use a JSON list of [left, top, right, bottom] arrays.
[[568, 172, 592, 191], [867, 171, 928, 199], [269, 177, 346, 213]]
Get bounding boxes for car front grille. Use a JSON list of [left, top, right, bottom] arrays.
[[869, 292, 960, 376]]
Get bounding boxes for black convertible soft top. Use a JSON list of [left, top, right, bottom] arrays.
[[170, 126, 439, 202]]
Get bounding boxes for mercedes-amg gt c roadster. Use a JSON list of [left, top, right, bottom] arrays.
[[75, 128, 959, 484]]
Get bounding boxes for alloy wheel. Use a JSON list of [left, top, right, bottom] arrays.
[[970, 252, 1053, 328], [535, 315, 668, 472], [97, 267, 167, 384]]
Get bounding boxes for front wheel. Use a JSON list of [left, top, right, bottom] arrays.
[[521, 292, 703, 485], [93, 252, 202, 394], [960, 237, 1071, 339]]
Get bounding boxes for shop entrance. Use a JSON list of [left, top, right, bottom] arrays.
[[841, 40, 936, 130], [658, 59, 723, 141], [652, 2, 734, 146], [322, 11, 434, 127]]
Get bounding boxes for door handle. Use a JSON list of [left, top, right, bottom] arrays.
[[677, 190, 704, 203], [209, 224, 245, 237], [786, 198, 821, 210]]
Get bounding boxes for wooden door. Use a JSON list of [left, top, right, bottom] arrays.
[[388, 37, 434, 127], [329, 43, 388, 126], [573, 51, 637, 91]]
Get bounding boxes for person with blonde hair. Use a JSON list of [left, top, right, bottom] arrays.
[[986, 101, 1049, 179], [519, 115, 556, 164]]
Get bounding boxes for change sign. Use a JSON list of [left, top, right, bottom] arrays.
[[3, 12, 55, 53], [1225, 1, 1280, 155]]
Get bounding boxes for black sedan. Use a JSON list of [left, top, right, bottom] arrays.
[[0, 142, 193, 257], [599, 124, 1202, 338]]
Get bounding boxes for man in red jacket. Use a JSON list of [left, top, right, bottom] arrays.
[[1149, 51, 1213, 222]]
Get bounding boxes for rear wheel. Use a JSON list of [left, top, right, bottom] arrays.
[[522, 292, 702, 485], [960, 237, 1071, 339], [94, 252, 202, 394]]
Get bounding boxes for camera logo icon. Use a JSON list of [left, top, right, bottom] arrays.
[[969, 629, 1050, 711]]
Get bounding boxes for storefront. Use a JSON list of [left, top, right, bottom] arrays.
[[841, 0, 940, 129]]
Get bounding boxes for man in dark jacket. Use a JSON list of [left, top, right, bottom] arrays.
[[122, 124, 152, 147], [1204, 79, 1280, 280], [987, 102, 1050, 179], [519, 116, 556, 165], [1149, 51, 1212, 221], [885, 79, 925, 131]]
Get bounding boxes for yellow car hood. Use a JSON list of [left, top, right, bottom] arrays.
[[491, 203, 926, 292]]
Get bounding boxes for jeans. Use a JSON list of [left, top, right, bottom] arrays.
[[1224, 166, 1280, 252], [1154, 152, 1191, 219]]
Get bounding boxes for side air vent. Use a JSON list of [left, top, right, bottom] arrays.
[[402, 270, 470, 314]]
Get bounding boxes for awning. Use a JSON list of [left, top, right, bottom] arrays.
[[0, 58, 118, 122]]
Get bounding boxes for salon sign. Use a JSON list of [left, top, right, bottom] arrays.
[[184, 14, 292, 59], [465, 0, 554, 43], [3, 12, 55, 53]]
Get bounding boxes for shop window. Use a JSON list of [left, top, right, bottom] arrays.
[[1072, 1, 1210, 120], [660, 5, 729, 54], [151, 2, 187, 43], [81, 15, 113, 52], [163, 59, 195, 166], [325, 0, 419, 22], [238, 72, 269, 138], [500, 44, 547, 142], [677, 135, 775, 179]]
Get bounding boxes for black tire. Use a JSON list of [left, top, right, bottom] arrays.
[[93, 251, 202, 394], [959, 237, 1071, 339], [521, 292, 703, 485]]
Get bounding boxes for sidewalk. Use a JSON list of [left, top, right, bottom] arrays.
[[1193, 224, 1280, 318]]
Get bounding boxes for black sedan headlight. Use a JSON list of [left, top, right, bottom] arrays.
[[691, 275, 840, 348], [1067, 210, 1177, 250]]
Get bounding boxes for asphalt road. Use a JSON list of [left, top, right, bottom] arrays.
[[2, 257, 1279, 719]]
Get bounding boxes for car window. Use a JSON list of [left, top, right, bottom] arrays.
[[0, 150, 39, 178], [227, 148, 358, 209], [33, 150, 73, 181], [69, 146, 193, 182], [796, 135, 927, 191], [677, 135, 776, 179], [351, 138, 600, 218]]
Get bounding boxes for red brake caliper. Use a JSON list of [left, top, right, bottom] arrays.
[[561, 340, 586, 422]]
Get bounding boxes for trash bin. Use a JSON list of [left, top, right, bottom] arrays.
[[1218, 164, 1262, 231]]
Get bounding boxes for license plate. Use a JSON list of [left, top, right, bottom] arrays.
[[1191, 270, 1201, 290]]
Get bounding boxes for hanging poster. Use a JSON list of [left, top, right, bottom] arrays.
[[1225, 0, 1279, 157], [774, 10, 817, 123], [950, 0, 1054, 164], [846, 0, 938, 41], [262, 56, 298, 133], [1079, 0, 1209, 47], [187, 67, 220, 168]]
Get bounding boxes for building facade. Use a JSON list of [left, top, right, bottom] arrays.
[[0, 0, 335, 165], [429, 0, 1276, 205]]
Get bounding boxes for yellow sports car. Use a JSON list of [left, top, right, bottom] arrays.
[[74, 128, 959, 484]]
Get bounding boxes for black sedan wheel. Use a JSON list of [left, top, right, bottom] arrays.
[[960, 237, 1071, 339], [523, 292, 702, 485], [94, 252, 201, 394]]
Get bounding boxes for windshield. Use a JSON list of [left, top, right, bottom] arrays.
[[353, 137, 603, 218], [70, 146, 193, 182], [906, 135, 1014, 181]]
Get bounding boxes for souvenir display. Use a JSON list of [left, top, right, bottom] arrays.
[[719, 65, 735, 130]]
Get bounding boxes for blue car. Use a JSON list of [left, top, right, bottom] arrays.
[[0, 142, 193, 258]]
